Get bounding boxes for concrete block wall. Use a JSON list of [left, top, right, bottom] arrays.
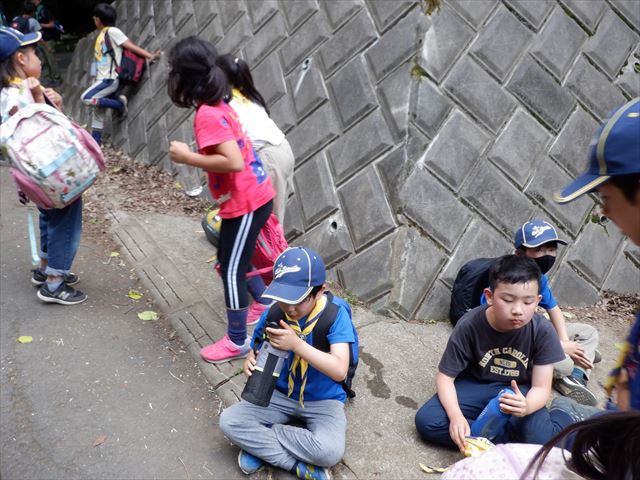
[[61, 0, 640, 321]]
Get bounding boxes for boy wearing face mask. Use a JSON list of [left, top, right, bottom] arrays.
[[479, 220, 600, 406]]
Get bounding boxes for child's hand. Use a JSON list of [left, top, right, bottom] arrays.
[[149, 50, 162, 63], [169, 141, 192, 164], [448, 414, 470, 453], [243, 349, 257, 377], [265, 320, 302, 352], [43, 88, 63, 110], [562, 341, 594, 369], [500, 381, 527, 417], [25, 77, 44, 103]]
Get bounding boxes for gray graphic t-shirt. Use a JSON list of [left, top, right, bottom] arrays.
[[439, 305, 564, 385]]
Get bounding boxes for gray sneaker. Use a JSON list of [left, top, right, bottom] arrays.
[[37, 282, 87, 305], [118, 95, 128, 115], [549, 395, 601, 422], [31, 269, 79, 286], [553, 376, 598, 406]]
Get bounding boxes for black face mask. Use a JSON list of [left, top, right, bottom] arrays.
[[534, 255, 556, 274]]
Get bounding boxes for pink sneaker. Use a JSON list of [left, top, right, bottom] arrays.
[[200, 335, 251, 364], [247, 301, 269, 325]]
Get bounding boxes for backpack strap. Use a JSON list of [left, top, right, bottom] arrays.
[[103, 28, 116, 76], [312, 292, 357, 399], [311, 291, 337, 353], [263, 292, 356, 398]]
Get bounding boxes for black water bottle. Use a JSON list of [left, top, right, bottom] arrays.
[[241, 319, 289, 407]]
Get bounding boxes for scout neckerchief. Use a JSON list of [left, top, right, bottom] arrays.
[[94, 27, 109, 62], [7, 76, 56, 109], [605, 339, 631, 401], [286, 294, 327, 407], [231, 88, 250, 105]]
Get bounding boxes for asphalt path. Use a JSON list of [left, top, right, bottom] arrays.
[[0, 169, 240, 480]]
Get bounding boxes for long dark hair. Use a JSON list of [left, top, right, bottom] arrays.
[[215, 54, 269, 115], [0, 46, 29, 88], [167, 36, 228, 109], [525, 411, 640, 480]]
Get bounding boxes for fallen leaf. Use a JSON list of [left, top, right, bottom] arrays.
[[17, 336, 33, 343], [127, 290, 143, 300], [93, 434, 107, 447], [109, 251, 120, 257], [138, 311, 159, 321]]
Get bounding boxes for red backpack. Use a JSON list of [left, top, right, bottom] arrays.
[[203, 210, 288, 284], [104, 29, 146, 84]]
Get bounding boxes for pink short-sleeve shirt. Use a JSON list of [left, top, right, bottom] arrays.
[[194, 101, 274, 218]]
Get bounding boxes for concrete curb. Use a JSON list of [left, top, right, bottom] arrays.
[[109, 209, 246, 406]]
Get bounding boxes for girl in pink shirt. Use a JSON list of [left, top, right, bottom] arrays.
[[168, 37, 275, 363]]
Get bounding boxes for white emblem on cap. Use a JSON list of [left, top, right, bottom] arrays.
[[274, 264, 301, 279], [531, 225, 552, 238]]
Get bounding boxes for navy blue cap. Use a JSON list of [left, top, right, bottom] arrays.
[[514, 220, 568, 249], [262, 247, 326, 304], [0, 27, 41, 62], [555, 98, 640, 203]]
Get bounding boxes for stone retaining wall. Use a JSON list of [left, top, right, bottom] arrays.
[[61, 0, 640, 321]]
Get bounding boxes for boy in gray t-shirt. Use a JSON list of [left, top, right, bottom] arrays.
[[416, 255, 568, 452]]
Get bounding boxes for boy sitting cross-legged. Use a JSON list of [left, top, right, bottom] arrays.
[[219, 246, 357, 480], [480, 220, 600, 406], [416, 255, 576, 452]]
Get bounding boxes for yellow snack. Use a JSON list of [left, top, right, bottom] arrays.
[[463, 436, 495, 457]]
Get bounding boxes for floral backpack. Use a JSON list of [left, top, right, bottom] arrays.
[[440, 443, 582, 480], [0, 103, 105, 209]]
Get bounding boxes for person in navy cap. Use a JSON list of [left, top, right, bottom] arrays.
[[465, 219, 601, 406], [1, 26, 87, 305], [555, 98, 640, 412], [513, 220, 600, 406], [219, 246, 358, 480]]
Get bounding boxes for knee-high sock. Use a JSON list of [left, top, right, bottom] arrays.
[[227, 308, 248, 345]]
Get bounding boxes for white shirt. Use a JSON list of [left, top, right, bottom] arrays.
[[95, 27, 128, 80], [229, 89, 284, 149]]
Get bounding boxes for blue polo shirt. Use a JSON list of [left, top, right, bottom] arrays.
[[480, 273, 558, 310], [251, 295, 356, 403]]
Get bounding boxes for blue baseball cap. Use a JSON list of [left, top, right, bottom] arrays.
[[0, 27, 42, 62], [555, 98, 640, 203], [514, 220, 568, 249], [262, 247, 326, 304]]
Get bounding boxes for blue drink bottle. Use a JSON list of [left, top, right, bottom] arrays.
[[470, 387, 515, 440]]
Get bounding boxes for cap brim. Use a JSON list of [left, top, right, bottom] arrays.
[[521, 238, 568, 248], [261, 283, 312, 304], [554, 173, 610, 204], [21, 31, 41, 46]]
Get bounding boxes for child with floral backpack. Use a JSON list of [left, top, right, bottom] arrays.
[[0, 26, 87, 305]]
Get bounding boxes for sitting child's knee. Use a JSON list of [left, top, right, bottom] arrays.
[[415, 404, 451, 443], [314, 440, 344, 467], [219, 406, 240, 437]]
